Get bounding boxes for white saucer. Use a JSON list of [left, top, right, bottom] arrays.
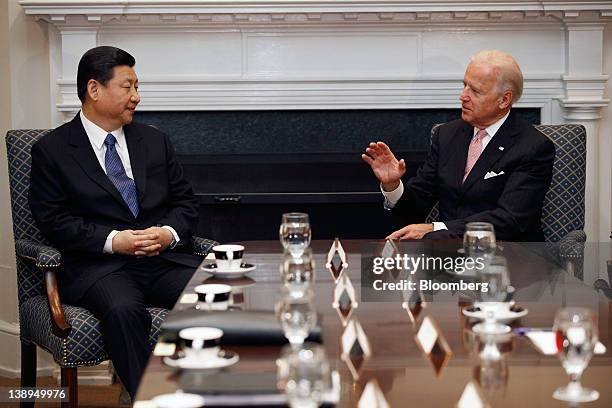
[[152, 392, 205, 408], [163, 350, 239, 369], [463, 305, 528, 323], [201, 263, 256, 279]]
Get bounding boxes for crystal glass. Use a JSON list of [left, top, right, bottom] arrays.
[[463, 222, 496, 260], [283, 343, 331, 408], [276, 289, 317, 348], [472, 256, 511, 335], [280, 213, 312, 258], [474, 355, 508, 406], [553, 308, 599, 403], [281, 250, 315, 298]]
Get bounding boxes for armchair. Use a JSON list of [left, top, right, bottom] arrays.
[[425, 124, 587, 244], [6, 129, 217, 408]]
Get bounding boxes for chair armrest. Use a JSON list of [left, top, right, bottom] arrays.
[[44, 270, 72, 337], [15, 239, 71, 337], [15, 239, 62, 268], [557, 229, 586, 280], [191, 236, 219, 257], [558, 230, 586, 259]]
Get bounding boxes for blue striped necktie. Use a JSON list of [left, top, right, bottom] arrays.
[[104, 134, 139, 217]]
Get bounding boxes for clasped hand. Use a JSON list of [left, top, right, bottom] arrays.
[[112, 227, 173, 257]]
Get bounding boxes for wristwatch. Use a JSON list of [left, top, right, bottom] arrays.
[[157, 224, 178, 249], [168, 234, 178, 249]]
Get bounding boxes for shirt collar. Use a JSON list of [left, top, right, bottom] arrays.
[[79, 110, 126, 150], [473, 110, 511, 139]]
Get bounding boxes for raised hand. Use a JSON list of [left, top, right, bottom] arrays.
[[361, 141, 406, 191]]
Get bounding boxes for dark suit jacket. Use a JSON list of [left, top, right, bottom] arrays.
[[391, 110, 555, 241], [29, 114, 202, 303]]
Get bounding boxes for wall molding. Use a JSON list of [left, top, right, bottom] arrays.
[[18, 1, 612, 20]]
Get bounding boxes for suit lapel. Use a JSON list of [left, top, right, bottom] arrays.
[[462, 111, 520, 192], [68, 115, 131, 213], [124, 124, 147, 202], [451, 122, 473, 190]]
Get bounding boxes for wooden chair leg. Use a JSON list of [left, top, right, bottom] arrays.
[[20, 341, 36, 408], [60, 367, 78, 408]]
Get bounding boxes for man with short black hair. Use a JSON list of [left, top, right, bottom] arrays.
[[29, 46, 202, 398], [362, 50, 555, 241]]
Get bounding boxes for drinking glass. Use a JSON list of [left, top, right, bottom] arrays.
[[280, 250, 315, 298], [472, 256, 511, 335], [283, 343, 331, 408], [553, 308, 599, 403], [280, 213, 312, 258], [276, 289, 317, 348], [463, 222, 496, 260]]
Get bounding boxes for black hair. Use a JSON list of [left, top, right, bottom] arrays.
[[76, 46, 136, 102]]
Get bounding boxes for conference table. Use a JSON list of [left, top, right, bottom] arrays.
[[134, 240, 612, 407]]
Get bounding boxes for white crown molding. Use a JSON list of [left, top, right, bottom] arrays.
[[19, 1, 612, 26]]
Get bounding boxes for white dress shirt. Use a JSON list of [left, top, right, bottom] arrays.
[[381, 110, 511, 231], [79, 111, 179, 253]]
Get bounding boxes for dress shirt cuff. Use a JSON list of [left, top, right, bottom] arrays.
[[104, 230, 120, 254], [432, 222, 448, 231], [381, 181, 404, 210], [161, 225, 180, 248]]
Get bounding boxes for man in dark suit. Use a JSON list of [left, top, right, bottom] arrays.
[[29, 46, 202, 398], [362, 50, 555, 241]]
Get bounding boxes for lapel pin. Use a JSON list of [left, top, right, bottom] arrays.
[[498, 146, 504, 151]]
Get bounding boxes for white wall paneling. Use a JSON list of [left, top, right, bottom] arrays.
[[19, 0, 612, 242]]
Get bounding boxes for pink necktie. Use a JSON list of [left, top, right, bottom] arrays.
[[463, 128, 488, 183]]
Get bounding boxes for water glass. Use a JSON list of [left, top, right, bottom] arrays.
[[276, 289, 317, 347], [553, 307, 599, 403], [473, 256, 511, 335], [463, 222, 496, 260], [281, 250, 315, 297], [283, 343, 331, 408], [280, 213, 312, 258]]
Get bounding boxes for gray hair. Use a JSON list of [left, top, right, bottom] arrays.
[[470, 50, 523, 104]]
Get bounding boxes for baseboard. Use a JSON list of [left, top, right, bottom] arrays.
[[0, 319, 56, 379], [0, 320, 19, 336], [0, 364, 55, 378], [53, 362, 114, 386]]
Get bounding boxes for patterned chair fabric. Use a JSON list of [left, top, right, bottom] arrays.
[[20, 296, 168, 367], [424, 124, 586, 243], [6, 129, 215, 368]]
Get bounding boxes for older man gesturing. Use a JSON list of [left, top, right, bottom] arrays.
[[362, 50, 555, 241]]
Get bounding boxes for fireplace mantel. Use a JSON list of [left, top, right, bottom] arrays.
[[20, 0, 612, 241]]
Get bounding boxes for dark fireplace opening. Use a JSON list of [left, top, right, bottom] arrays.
[[134, 109, 540, 242]]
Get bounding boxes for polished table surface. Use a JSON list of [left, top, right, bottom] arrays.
[[135, 240, 612, 407]]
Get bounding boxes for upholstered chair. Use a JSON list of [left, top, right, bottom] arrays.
[[6, 129, 217, 408], [425, 124, 587, 245]]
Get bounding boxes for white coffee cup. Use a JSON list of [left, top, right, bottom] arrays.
[[179, 327, 223, 360], [194, 284, 232, 311], [213, 244, 244, 271]]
